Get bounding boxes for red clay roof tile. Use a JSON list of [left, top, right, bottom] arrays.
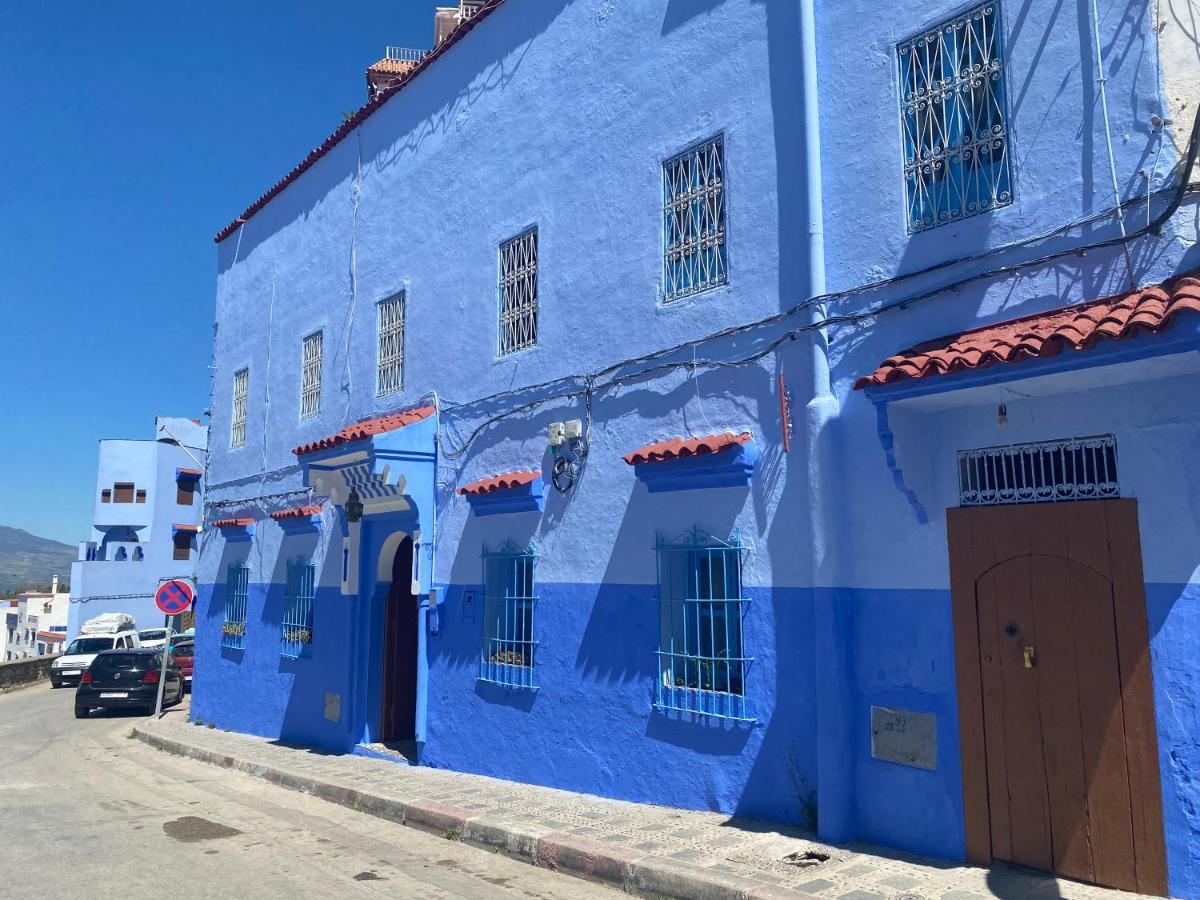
[[270, 505, 323, 521], [623, 432, 752, 466], [173, 523, 200, 533], [293, 405, 435, 455], [458, 470, 541, 496], [176, 468, 203, 478], [855, 272, 1200, 390], [212, 517, 255, 528], [215, 0, 505, 244]]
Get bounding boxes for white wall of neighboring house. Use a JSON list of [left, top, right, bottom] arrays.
[[1159, 0, 1200, 167], [2, 576, 69, 661]]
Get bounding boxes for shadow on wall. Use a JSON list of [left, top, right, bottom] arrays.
[[661, 0, 727, 35], [218, 0, 570, 271]]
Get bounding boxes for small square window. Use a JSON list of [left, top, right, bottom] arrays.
[[113, 483, 135, 504], [101, 489, 112, 503], [135, 489, 147, 504], [663, 135, 727, 302], [898, 2, 1012, 232], [172, 532, 192, 561], [176, 481, 194, 506], [498, 228, 538, 357]]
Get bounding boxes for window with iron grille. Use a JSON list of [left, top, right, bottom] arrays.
[[663, 135, 727, 302], [655, 528, 753, 721], [300, 331, 322, 420], [479, 542, 537, 689], [231, 368, 249, 449], [377, 292, 405, 396], [281, 559, 315, 658], [222, 563, 249, 650], [898, 2, 1011, 233], [958, 435, 1118, 506], [498, 228, 538, 357]]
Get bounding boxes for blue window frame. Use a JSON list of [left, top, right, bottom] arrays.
[[655, 528, 753, 721], [898, 2, 1011, 232], [479, 541, 537, 689], [222, 563, 248, 650], [281, 559, 315, 658], [663, 134, 727, 302]]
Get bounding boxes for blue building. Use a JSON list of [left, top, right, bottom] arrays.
[[68, 417, 207, 637], [192, 1, 1200, 895]]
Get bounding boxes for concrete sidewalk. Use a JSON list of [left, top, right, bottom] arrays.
[[130, 713, 1151, 900]]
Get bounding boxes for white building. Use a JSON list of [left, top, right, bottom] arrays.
[[2, 575, 69, 660]]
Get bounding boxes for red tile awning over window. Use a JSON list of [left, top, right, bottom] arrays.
[[270, 505, 323, 521], [172, 523, 200, 533], [855, 272, 1200, 390], [176, 468, 203, 479], [212, 517, 255, 529], [458, 470, 541, 496], [293, 406, 435, 456], [623, 432, 752, 465]]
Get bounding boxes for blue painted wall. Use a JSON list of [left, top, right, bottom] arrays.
[[193, 0, 1200, 890]]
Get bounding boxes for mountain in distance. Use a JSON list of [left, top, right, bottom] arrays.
[[0, 525, 75, 593]]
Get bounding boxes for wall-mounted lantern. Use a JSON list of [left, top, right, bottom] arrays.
[[344, 489, 363, 523]]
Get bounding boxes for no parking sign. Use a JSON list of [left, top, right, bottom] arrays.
[[155, 580, 193, 616]]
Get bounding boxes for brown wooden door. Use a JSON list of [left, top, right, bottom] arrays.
[[379, 537, 417, 744], [948, 499, 1167, 895]]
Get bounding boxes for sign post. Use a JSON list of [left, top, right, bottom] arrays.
[[153, 580, 193, 718]]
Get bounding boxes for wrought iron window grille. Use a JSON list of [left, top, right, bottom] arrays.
[[958, 434, 1119, 506], [222, 563, 249, 650], [898, 1, 1012, 233], [479, 540, 538, 690], [281, 559, 316, 659], [498, 228, 538, 357], [654, 527, 754, 722], [300, 331, 323, 421], [376, 292, 406, 397], [231, 368, 249, 449], [663, 134, 727, 302]]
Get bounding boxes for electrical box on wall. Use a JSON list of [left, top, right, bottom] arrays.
[[564, 419, 583, 440], [548, 422, 566, 448]]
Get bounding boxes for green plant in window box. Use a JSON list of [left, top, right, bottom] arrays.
[[283, 627, 313, 644], [221, 620, 246, 637], [488, 649, 527, 667]]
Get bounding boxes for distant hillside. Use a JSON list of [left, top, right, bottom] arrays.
[[0, 526, 74, 593]]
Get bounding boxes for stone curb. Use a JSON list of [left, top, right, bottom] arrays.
[[130, 725, 816, 900]]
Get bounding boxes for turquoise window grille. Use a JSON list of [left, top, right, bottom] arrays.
[[222, 563, 248, 650], [479, 541, 537, 689], [281, 559, 316, 658], [655, 528, 753, 721], [898, 2, 1011, 232], [663, 134, 727, 302]]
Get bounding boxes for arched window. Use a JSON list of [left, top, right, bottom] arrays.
[[115, 547, 128, 561], [133, 547, 144, 561]]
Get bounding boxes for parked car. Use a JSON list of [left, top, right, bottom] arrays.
[[74, 649, 184, 718], [138, 628, 170, 649], [170, 639, 194, 689], [50, 615, 141, 688]]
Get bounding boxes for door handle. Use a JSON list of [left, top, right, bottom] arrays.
[[1023, 645, 1036, 669]]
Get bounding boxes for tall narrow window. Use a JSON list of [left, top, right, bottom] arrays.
[[135, 489, 147, 503], [377, 292, 405, 396], [281, 559, 315, 658], [498, 228, 538, 357], [898, 2, 1011, 232], [663, 135, 727, 302], [172, 531, 193, 561], [101, 489, 112, 503], [300, 331, 322, 420], [222, 563, 249, 650], [655, 528, 752, 721], [231, 368, 249, 449], [479, 542, 537, 689], [113, 482, 135, 504]]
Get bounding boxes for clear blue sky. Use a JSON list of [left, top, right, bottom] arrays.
[[0, 1, 439, 544]]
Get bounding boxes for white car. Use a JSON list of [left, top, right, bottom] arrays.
[[137, 628, 170, 649], [50, 630, 140, 688]]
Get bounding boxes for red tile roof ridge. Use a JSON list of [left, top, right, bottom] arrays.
[[293, 405, 436, 455], [458, 469, 541, 496], [270, 504, 324, 521], [215, 0, 506, 244], [623, 431, 752, 466], [212, 517, 255, 528], [855, 271, 1200, 390], [173, 523, 200, 532]]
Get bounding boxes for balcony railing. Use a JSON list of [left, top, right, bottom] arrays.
[[385, 46, 429, 63]]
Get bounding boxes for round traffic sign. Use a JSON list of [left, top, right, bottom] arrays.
[[156, 580, 194, 616]]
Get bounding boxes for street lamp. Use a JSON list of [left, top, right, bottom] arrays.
[[344, 489, 363, 524]]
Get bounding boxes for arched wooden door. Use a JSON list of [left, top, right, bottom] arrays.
[[948, 499, 1167, 895], [379, 537, 417, 744]]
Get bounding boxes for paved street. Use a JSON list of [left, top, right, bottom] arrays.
[[0, 684, 617, 900]]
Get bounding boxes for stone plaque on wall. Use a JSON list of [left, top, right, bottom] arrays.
[[323, 692, 342, 723], [871, 706, 936, 771]]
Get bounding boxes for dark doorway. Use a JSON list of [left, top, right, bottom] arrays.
[[948, 499, 1167, 895], [380, 537, 418, 744]]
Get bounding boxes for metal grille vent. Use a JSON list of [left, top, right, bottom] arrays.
[[663, 134, 727, 302], [300, 331, 322, 421], [231, 368, 249, 449], [958, 435, 1118, 506], [898, 2, 1012, 233], [377, 292, 405, 397], [498, 228, 538, 357]]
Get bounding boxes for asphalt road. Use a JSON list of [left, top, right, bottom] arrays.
[[0, 683, 617, 899]]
